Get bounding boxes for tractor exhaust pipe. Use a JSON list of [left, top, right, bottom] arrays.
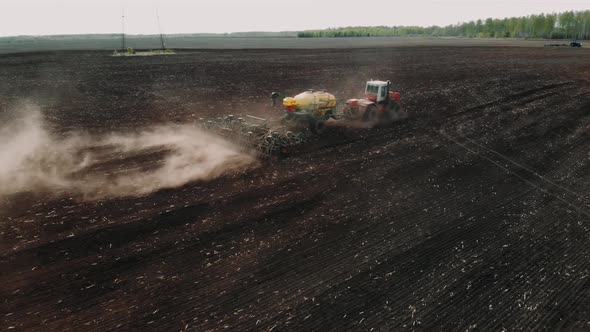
[[386, 80, 391, 101]]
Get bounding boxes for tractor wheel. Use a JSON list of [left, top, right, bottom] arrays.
[[309, 118, 326, 135], [363, 105, 378, 126], [384, 102, 402, 123]]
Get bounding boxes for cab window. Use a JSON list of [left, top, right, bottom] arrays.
[[366, 84, 379, 94]]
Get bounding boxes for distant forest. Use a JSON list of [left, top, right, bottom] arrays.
[[298, 10, 590, 39]]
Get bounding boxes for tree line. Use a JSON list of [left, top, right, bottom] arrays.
[[297, 10, 590, 40]]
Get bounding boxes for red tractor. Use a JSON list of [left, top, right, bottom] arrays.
[[343, 80, 405, 125]]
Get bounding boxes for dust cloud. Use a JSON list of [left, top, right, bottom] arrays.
[[0, 104, 258, 200]]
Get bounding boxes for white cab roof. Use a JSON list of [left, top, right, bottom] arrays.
[[367, 80, 388, 85]]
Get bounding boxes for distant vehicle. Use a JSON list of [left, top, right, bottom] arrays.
[[570, 40, 582, 47]]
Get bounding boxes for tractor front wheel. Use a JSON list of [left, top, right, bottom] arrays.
[[363, 105, 378, 127]]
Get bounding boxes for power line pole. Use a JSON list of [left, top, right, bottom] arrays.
[[121, 7, 126, 51], [156, 8, 166, 51]]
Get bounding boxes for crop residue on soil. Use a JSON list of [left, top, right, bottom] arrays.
[[0, 104, 257, 199]]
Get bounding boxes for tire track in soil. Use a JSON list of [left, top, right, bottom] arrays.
[[207, 173, 516, 329], [421, 113, 590, 329], [283, 188, 537, 331], [441, 132, 590, 220], [420, 193, 590, 330], [437, 81, 576, 128], [191, 139, 552, 330], [252, 87, 590, 330], [292, 134, 590, 330], [449, 92, 590, 208]]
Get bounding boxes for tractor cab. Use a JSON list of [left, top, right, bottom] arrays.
[[364, 80, 391, 103]]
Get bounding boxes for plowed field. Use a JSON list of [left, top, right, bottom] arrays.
[[2, 41, 590, 330]]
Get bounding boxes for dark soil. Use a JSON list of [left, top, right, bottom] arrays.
[[2, 42, 590, 331]]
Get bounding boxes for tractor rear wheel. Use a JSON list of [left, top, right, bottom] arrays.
[[363, 105, 378, 126], [309, 118, 326, 135]]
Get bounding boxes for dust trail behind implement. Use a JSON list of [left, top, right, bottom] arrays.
[[0, 105, 258, 200]]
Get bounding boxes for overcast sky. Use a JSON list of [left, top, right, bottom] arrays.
[[0, 0, 588, 37]]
